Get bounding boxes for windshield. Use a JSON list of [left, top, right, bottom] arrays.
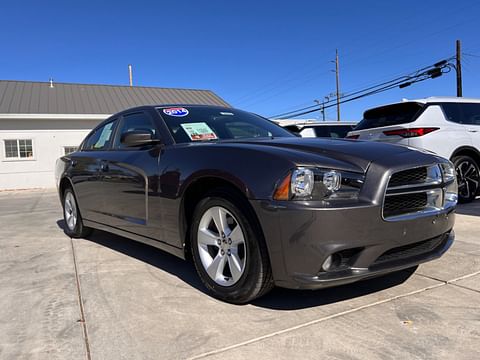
[[355, 102, 425, 130], [158, 106, 294, 143]]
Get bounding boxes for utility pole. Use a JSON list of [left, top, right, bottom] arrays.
[[335, 49, 341, 121], [456, 40, 462, 97]]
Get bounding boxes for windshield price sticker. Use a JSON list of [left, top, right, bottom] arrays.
[[180, 122, 218, 141], [163, 107, 189, 117]]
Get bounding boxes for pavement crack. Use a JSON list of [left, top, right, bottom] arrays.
[[28, 189, 44, 212], [188, 282, 446, 360], [70, 239, 92, 360], [414, 273, 448, 283], [415, 270, 480, 286], [449, 282, 480, 294]]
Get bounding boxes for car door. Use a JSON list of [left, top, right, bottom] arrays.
[[70, 119, 118, 221], [99, 111, 165, 240], [458, 103, 480, 149]]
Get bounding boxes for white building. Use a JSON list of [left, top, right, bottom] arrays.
[[0, 80, 229, 190]]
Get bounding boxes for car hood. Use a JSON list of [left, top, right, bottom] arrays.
[[218, 137, 421, 173]]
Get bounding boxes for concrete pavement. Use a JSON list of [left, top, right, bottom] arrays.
[[0, 189, 479, 359]]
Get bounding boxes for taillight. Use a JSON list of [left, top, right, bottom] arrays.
[[383, 128, 439, 138], [346, 134, 359, 139]]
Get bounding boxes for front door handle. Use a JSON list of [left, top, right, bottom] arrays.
[[467, 129, 478, 133]]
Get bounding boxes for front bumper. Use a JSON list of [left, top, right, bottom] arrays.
[[251, 200, 455, 290]]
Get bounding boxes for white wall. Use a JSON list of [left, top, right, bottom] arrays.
[[0, 118, 104, 190]]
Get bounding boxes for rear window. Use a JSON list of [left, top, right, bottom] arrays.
[[355, 102, 425, 130], [312, 125, 354, 138]]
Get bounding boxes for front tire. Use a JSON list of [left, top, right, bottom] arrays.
[[63, 187, 92, 238], [452, 155, 479, 203], [190, 194, 273, 304]]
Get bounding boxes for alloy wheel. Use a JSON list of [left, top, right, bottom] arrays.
[[197, 206, 246, 286], [456, 159, 479, 200], [64, 192, 78, 231]]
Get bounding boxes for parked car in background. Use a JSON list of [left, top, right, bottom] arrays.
[[56, 105, 457, 303], [347, 97, 480, 203], [282, 121, 357, 138]]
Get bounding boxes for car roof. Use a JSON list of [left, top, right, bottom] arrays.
[[300, 121, 357, 126], [123, 104, 233, 112], [366, 97, 480, 111], [291, 121, 357, 130]]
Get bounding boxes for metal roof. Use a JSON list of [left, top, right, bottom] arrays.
[[0, 80, 230, 115]]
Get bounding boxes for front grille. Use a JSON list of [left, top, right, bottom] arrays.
[[371, 233, 447, 267], [383, 165, 443, 219], [384, 192, 428, 217], [389, 167, 427, 187]]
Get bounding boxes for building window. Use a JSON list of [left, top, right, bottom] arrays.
[[4, 139, 34, 159], [64, 146, 78, 155]]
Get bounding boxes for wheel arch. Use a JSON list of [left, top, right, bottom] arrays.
[[59, 176, 74, 201], [179, 176, 265, 260], [450, 146, 480, 166]]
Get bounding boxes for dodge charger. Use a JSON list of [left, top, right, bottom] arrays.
[[55, 105, 457, 303]]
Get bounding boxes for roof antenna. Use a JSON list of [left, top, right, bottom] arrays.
[[128, 64, 133, 87], [49, 78, 54, 88]]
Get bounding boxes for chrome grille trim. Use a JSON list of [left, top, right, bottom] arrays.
[[387, 165, 442, 191], [383, 164, 452, 221]]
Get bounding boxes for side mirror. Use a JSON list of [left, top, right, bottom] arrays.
[[121, 129, 160, 147]]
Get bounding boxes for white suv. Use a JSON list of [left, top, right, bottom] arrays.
[[347, 97, 480, 203]]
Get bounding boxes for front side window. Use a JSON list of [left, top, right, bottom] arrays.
[[158, 106, 293, 144], [4, 139, 34, 159], [114, 112, 157, 148], [83, 120, 116, 150]]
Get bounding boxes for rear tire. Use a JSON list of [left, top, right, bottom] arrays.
[[63, 187, 92, 238], [190, 192, 273, 304], [452, 155, 479, 203]]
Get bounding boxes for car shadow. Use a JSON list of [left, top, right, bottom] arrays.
[[455, 198, 480, 216], [251, 268, 417, 310], [56, 219, 206, 294], [57, 219, 417, 310]]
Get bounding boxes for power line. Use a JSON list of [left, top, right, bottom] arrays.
[[269, 58, 453, 119], [269, 58, 454, 119]]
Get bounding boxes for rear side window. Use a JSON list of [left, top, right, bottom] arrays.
[[355, 103, 425, 130], [442, 103, 480, 125], [83, 120, 117, 150], [312, 125, 354, 138]]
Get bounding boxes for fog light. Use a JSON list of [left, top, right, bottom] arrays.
[[322, 255, 333, 271]]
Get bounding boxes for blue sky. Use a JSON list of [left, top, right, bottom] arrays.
[[1, 0, 479, 120]]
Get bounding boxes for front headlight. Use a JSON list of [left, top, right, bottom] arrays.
[[291, 168, 315, 198], [440, 162, 456, 183], [274, 167, 364, 202], [441, 162, 458, 206]]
